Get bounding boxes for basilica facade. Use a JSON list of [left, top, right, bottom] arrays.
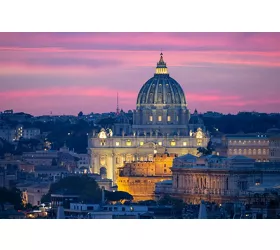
[[88, 54, 209, 183]]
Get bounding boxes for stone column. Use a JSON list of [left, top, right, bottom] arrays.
[[111, 152, 116, 184], [93, 153, 99, 174]]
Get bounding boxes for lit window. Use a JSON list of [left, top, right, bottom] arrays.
[[116, 142, 120, 146], [126, 140, 131, 146], [140, 141, 144, 146], [170, 140, 176, 146], [183, 142, 187, 146], [158, 142, 162, 146], [149, 116, 153, 122], [158, 116, 162, 121], [167, 116, 171, 122]]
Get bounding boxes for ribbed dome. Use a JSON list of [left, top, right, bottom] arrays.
[[115, 110, 129, 124], [189, 110, 204, 125], [136, 53, 187, 107]]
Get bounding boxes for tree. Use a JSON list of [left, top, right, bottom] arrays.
[[41, 175, 102, 204], [157, 195, 185, 217], [197, 140, 214, 156], [104, 190, 133, 203], [0, 187, 24, 210], [78, 111, 83, 117]]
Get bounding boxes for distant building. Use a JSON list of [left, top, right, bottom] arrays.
[[269, 134, 280, 162], [22, 128, 40, 139], [17, 182, 50, 206], [0, 124, 15, 142], [34, 166, 69, 182], [64, 203, 151, 219], [156, 154, 280, 204], [224, 133, 270, 162], [23, 150, 59, 166], [117, 152, 176, 201]]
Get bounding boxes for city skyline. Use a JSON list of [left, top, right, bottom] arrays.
[[1, 32, 280, 116]]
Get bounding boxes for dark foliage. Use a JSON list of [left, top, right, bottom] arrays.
[[203, 112, 280, 134], [197, 140, 215, 156], [0, 187, 24, 210], [41, 175, 102, 204], [104, 190, 133, 202]]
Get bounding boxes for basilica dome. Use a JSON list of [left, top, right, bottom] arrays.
[[133, 53, 190, 136], [136, 53, 187, 107]]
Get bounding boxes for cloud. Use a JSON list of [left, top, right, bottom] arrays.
[[0, 32, 280, 114]]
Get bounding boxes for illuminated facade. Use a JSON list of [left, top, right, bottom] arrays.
[[88, 54, 209, 183], [155, 154, 280, 204], [116, 152, 176, 201], [225, 134, 270, 162]]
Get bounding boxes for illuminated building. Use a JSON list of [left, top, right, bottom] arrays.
[[17, 182, 50, 206], [116, 152, 176, 201], [224, 134, 270, 162], [88, 53, 209, 183], [155, 154, 280, 204]]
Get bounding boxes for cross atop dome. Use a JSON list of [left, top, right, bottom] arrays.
[[155, 52, 169, 75]]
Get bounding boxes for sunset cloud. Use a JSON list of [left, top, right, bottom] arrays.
[[0, 32, 279, 115]]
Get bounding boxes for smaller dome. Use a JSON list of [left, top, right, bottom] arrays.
[[189, 110, 204, 125], [115, 110, 129, 124]]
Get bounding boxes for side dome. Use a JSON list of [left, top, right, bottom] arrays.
[[136, 53, 187, 107]]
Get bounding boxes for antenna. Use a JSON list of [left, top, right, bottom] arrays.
[[116, 92, 120, 115]]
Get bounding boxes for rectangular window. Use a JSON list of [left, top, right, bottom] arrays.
[[171, 141, 176, 146], [149, 116, 153, 122], [158, 116, 162, 121], [167, 116, 171, 122], [183, 142, 187, 146], [140, 141, 144, 146], [116, 141, 120, 146], [126, 140, 131, 146]]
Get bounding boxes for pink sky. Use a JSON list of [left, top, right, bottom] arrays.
[[0, 32, 280, 115]]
